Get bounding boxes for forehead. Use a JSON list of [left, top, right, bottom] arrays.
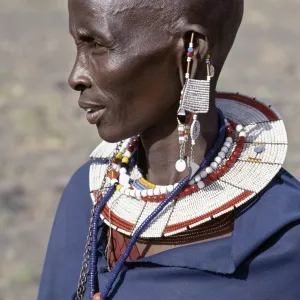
[[68, 0, 177, 37]]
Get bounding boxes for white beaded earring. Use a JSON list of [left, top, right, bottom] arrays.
[[175, 33, 215, 173]]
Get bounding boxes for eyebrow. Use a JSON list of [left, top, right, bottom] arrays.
[[70, 24, 115, 46]]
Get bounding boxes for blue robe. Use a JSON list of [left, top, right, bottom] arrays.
[[38, 160, 300, 300]]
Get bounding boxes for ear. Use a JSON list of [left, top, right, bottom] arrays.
[[175, 24, 210, 86]]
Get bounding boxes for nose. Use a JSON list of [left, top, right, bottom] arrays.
[[68, 56, 92, 91]]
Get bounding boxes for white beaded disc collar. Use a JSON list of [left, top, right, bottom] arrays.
[[89, 92, 288, 238]]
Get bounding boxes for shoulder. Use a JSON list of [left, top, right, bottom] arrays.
[[234, 168, 300, 264], [38, 160, 95, 300]]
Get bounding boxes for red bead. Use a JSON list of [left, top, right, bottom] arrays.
[[228, 133, 235, 139], [179, 192, 185, 198], [232, 150, 240, 158], [127, 145, 134, 152], [184, 187, 192, 196], [236, 146, 243, 153], [230, 155, 237, 163], [216, 169, 223, 178], [209, 173, 218, 181], [191, 184, 198, 192], [203, 178, 212, 185], [152, 196, 158, 202], [159, 195, 165, 201], [187, 52, 194, 57], [113, 158, 121, 164], [226, 126, 233, 133], [131, 141, 138, 148], [226, 160, 233, 168], [221, 165, 229, 173]]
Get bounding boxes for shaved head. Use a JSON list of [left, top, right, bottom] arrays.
[[68, 0, 244, 142]]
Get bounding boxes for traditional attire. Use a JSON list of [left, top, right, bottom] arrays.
[[38, 93, 300, 300]]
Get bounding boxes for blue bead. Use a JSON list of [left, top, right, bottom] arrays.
[[188, 47, 194, 52]]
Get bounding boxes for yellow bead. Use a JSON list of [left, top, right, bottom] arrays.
[[185, 130, 190, 134], [116, 184, 123, 191], [116, 152, 123, 159], [122, 156, 129, 164]]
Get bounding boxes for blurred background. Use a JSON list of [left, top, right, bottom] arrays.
[[0, 0, 299, 299]]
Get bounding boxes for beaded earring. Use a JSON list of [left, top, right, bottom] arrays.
[[175, 32, 214, 173]]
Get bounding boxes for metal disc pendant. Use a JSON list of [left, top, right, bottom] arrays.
[[176, 159, 187, 173], [190, 119, 201, 141]]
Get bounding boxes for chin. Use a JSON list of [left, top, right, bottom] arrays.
[[96, 124, 135, 144]]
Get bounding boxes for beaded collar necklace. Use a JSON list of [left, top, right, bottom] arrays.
[[77, 93, 288, 300]]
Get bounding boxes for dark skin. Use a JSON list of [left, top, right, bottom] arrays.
[[68, 0, 243, 257]]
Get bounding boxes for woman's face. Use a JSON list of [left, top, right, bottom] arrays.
[[68, 0, 182, 143]]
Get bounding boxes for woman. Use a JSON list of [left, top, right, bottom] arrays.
[[38, 0, 300, 299]]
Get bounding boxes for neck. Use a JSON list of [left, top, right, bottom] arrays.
[[138, 92, 219, 185]]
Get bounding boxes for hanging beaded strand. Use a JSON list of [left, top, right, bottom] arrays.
[[175, 32, 195, 173]]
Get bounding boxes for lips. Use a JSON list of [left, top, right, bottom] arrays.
[[85, 107, 106, 125], [78, 99, 106, 125]]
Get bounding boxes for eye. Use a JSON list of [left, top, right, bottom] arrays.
[[90, 41, 103, 49]]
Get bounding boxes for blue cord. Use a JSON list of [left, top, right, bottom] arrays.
[[90, 108, 226, 299], [89, 186, 116, 299]]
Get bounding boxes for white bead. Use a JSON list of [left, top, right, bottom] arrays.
[[200, 170, 207, 178], [225, 137, 233, 143], [224, 141, 231, 148], [221, 147, 229, 154], [239, 131, 247, 137], [120, 187, 126, 193], [175, 159, 186, 172], [197, 181, 205, 189], [174, 183, 179, 189], [123, 150, 132, 158], [206, 166, 213, 174], [129, 189, 136, 197], [236, 124, 243, 132], [112, 163, 120, 172], [141, 190, 148, 197], [189, 179, 195, 186], [147, 189, 154, 196], [195, 174, 201, 182], [160, 186, 167, 194], [210, 162, 218, 170], [214, 156, 222, 164], [179, 137, 185, 142], [120, 146, 127, 152], [111, 178, 118, 185], [135, 190, 142, 198], [119, 167, 127, 175], [167, 185, 174, 193], [154, 188, 160, 196], [119, 173, 130, 186], [125, 189, 131, 196], [218, 151, 226, 159]]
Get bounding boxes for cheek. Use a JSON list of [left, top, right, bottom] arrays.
[[94, 48, 180, 138]]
